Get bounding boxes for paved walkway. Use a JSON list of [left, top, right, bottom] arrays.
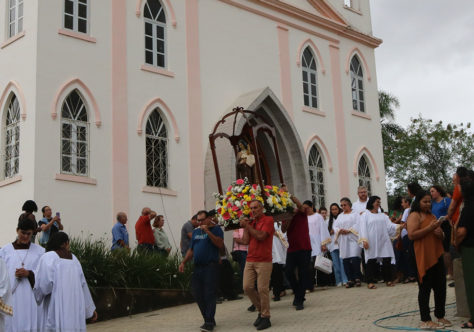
[[88, 283, 468, 331]]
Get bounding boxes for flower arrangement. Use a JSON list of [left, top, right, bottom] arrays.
[[213, 178, 295, 228]]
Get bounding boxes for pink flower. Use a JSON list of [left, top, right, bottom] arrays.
[[236, 179, 244, 185], [265, 192, 271, 197], [223, 212, 230, 220], [232, 205, 240, 212], [265, 185, 272, 189], [251, 194, 256, 199], [227, 186, 233, 191]]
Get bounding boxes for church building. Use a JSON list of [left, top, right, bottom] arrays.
[[0, 0, 385, 247]]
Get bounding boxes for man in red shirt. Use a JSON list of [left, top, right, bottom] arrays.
[[240, 200, 274, 331], [135, 207, 157, 252], [282, 191, 312, 310]]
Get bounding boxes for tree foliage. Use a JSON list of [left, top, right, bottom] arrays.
[[385, 116, 474, 191], [379, 90, 474, 194]]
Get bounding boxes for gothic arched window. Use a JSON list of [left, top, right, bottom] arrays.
[[308, 144, 325, 209], [358, 155, 372, 195], [146, 109, 168, 187], [144, 0, 167, 68], [61, 89, 89, 176], [350, 55, 365, 112], [4, 94, 20, 179], [302, 46, 318, 109]]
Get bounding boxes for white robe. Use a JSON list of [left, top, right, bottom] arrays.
[[308, 214, 331, 257], [0, 257, 13, 331], [34, 252, 95, 332], [0, 243, 45, 332], [272, 223, 288, 265], [333, 213, 361, 259], [359, 212, 400, 263], [351, 200, 368, 215]]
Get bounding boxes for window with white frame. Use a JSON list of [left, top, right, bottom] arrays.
[[302, 46, 318, 109], [8, 0, 24, 38], [4, 94, 20, 179], [344, 0, 353, 7], [61, 90, 89, 176], [64, 0, 88, 34], [308, 144, 325, 209], [358, 155, 372, 195], [144, 0, 167, 68], [146, 109, 168, 188], [350, 55, 365, 112]]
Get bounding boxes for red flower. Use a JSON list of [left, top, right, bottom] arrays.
[[265, 185, 272, 189], [227, 186, 233, 191], [232, 205, 240, 212], [252, 184, 258, 190], [223, 212, 230, 220], [265, 192, 271, 197]]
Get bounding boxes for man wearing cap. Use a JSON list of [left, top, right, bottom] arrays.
[[179, 210, 224, 332]]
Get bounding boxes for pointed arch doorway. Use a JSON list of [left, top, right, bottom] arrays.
[[204, 87, 310, 208]]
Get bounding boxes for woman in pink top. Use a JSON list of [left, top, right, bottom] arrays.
[[232, 228, 248, 278]]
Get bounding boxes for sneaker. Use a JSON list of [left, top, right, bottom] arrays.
[[448, 282, 455, 287], [248, 304, 256, 312], [200, 323, 214, 331], [438, 318, 452, 327], [295, 304, 304, 311], [419, 321, 443, 330], [256, 317, 271, 330], [336, 282, 342, 287], [253, 314, 262, 327]]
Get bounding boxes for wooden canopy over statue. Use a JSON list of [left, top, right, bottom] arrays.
[[209, 107, 285, 195]]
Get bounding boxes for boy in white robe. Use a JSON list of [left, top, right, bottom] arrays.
[[271, 222, 288, 301], [34, 232, 97, 332], [359, 196, 401, 289], [333, 198, 362, 287], [0, 216, 45, 332], [0, 257, 13, 330]]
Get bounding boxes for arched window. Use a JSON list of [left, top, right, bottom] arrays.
[[8, 0, 24, 38], [308, 144, 325, 209], [350, 55, 365, 112], [146, 109, 168, 187], [4, 94, 20, 179], [144, 0, 166, 68], [302, 46, 318, 109], [358, 155, 372, 195], [61, 90, 89, 176], [63, 0, 88, 34]]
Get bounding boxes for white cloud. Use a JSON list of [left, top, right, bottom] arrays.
[[370, 0, 474, 128]]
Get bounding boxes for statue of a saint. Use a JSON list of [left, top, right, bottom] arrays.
[[236, 140, 256, 183]]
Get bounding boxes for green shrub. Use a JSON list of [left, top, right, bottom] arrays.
[[70, 237, 193, 291]]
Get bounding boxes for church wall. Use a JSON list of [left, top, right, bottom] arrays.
[[0, 1, 39, 244]]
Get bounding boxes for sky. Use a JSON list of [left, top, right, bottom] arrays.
[[369, 0, 474, 128]]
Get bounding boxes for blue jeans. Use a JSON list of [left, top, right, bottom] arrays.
[[343, 256, 362, 283], [192, 263, 218, 325], [331, 249, 348, 285]]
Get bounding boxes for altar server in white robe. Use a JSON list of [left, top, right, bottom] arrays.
[[333, 197, 362, 288], [34, 232, 97, 332], [0, 216, 45, 332], [271, 222, 288, 301], [0, 257, 13, 331], [359, 196, 401, 289], [308, 210, 332, 258]]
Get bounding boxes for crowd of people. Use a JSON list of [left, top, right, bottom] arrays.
[[0, 201, 97, 331], [0, 165, 473, 331]]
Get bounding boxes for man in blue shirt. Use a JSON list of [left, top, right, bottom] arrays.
[[111, 212, 129, 250], [179, 210, 224, 332]]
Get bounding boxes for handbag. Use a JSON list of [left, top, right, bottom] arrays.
[[314, 254, 333, 274]]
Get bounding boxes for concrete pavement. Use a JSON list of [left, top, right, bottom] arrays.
[[88, 282, 467, 331]]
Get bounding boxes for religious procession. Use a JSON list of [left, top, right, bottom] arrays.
[[1, 0, 474, 331]]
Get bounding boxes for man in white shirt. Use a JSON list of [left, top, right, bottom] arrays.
[[352, 186, 369, 215]]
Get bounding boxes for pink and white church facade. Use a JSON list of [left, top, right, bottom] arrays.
[[0, 0, 385, 247]]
